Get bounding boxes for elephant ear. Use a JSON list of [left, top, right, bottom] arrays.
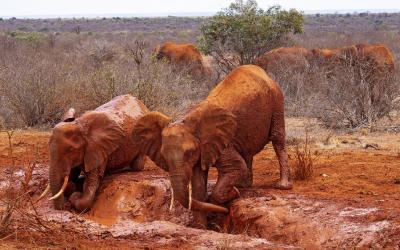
[[131, 112, 171, 171], [62, 108, 76, 122], [79, 112, 125, 173], [189, 103, 237, 171]]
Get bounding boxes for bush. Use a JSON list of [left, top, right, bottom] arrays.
[[315, 60, 398, 128], [198, 0, 303, 73], [0, 34, 214, 128]]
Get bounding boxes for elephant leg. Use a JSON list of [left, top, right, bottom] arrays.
[[70, 163, 105, 212], [64, 167, 82, 197], [210, 147, 247, 205], [130, 154, 146, 171], [270, 109, 292, 190], [237, 156, 253, 188], [191, 164, 209, 229]]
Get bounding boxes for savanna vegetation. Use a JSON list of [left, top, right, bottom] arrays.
[[0, 1, 399, 249], [0, 0, 399, 130]]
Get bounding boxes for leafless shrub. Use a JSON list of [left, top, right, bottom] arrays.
[[269, 55, 399, 128], [314, 60, 398, 128], [0, 34, 215, 128]]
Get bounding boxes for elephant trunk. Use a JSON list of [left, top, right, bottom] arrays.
[[49, 163, 68, 210], [170, 173, 229, 214]]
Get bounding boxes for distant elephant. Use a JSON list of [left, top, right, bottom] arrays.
[[308, 45, 358, 62], [132, 65, 292, 227], [256, 47, 310, 76], [309, 43, 395, 106], [37, 95, 149, 211], [154, 42, 208, 77], [354, 43, 395, 105]]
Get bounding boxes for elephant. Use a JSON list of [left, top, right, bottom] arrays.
[[256, 47, 310, 77], [131, 65, 292, 227], [154, 42, 208, 77], [308, 43, 395, 106], [355, 43, 395, 108], [308, 45, 358, 61], [37, 94, 149, 212]]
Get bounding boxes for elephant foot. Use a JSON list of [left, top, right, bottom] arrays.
[[69, 191, 89, 212], [274, 179, 293, 190], [69, 191, 82, 205]]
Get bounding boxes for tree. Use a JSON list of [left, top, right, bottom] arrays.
[[199, 0, 304, 73]]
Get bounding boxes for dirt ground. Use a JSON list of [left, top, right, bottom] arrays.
[[0, 118, 399, 249]]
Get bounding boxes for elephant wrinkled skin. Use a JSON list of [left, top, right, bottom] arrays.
[[46, 94, 149, 212], [132, 65, 292, 227]]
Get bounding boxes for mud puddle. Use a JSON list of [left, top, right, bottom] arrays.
[[0, 165, 399, 249]]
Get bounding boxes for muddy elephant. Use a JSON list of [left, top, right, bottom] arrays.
[[132, 65, 292, 227], [309, 43, 395, 106], [308, 45, 358, 63], [154, 42, 208, 77], [256, 47, 310, 77], [37, 95, 149, 211], [354, 43, 395, 105]]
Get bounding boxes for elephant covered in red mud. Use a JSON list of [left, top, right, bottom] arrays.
[[256, 47, 310, 76], [132, 65, 292, 227], [309, 43, 395, 106], [154, 42, 209, 77], [38, 95, 149, 212]]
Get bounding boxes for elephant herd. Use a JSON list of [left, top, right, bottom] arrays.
[[256, 43, 394, 76], [256, 43, 395, 106], [36, 41, 394, 228]]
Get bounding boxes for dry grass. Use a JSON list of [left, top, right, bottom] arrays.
[[0, 130, 50, 240], [0, 14, 399, 130], [292, 129, 316, 181], [0, 33, 215, 128]]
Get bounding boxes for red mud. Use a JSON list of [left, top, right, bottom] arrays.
[[0, 129, 399, 249]]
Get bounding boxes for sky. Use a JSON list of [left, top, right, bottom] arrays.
[[1, 0, 400, 18]]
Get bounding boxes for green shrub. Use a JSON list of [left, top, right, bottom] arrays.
[[198, 0, 304, 73]]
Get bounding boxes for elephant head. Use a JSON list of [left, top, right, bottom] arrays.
[[42, 109, 124, 210], [132, 102, 236, 213]]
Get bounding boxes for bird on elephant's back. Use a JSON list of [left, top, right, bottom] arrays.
[[37, 94, 150, 212], [132, 65, 292, 228]]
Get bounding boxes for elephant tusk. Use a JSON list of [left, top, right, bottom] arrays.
[[49, 175, 69, 201], [188, 181, 192, 210], [191, 199, 229, 213], [169, 187, 174, 211], [35, 184, 50, 203]]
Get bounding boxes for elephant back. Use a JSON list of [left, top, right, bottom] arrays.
[[93, 94, 149, 168], [95, 94, 149, 135]]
